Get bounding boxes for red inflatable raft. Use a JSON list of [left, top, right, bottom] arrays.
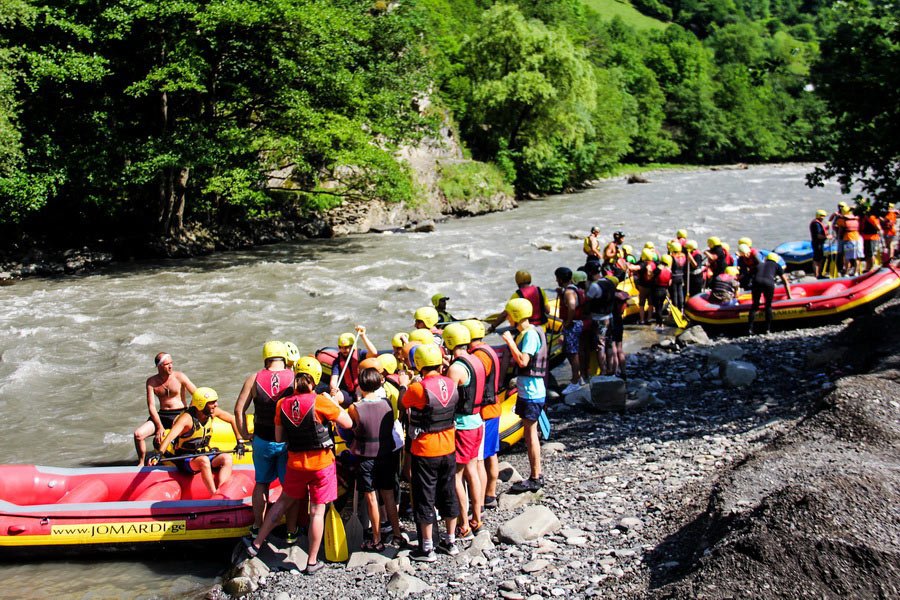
[[0, 464, 269, 555], [685, 266, 900, 331]]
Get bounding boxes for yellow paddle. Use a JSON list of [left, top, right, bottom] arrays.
[[665, 295, 689, 329], [324, 502, 348, 562]]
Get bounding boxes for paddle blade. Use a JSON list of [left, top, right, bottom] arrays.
[[324, 503, 348, 562], [345, 489, 364, 554], [538, 409, 551, 440], [669, 302, 689, 328]]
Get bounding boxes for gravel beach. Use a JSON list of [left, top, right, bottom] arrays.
[[215, 299, 900, 600]]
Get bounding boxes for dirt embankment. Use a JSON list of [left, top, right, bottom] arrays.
[[643, 304, 900, 600]]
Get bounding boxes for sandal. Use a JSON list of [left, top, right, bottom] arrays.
[[241, 536, 259, 558], [361, 539, 385, 552]]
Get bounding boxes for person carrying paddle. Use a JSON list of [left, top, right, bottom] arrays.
[[330, 326, 378, 406], [134, 352, 197, 466], [149, 387, 240, 496], [243, 359, 352, 575]]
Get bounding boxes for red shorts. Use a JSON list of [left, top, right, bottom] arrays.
[[455, 426, 484, 465], [283, 462, 337, 505]]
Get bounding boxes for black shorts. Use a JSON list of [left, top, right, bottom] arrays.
[[864, 239, 877, 259], [151, 409, 183, 429], [410, 453, 458, 524], [608, 316, 623, 343], [356, 452, 399, 493], [812, 243, 824, 262]]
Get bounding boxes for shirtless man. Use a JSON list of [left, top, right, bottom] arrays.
[[134, 352, 196, 466]]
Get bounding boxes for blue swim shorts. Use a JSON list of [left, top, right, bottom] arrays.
[[251, 436, 287, 484]]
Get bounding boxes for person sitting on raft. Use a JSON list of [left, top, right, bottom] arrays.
[[134, 352, 197, 466], [432, 293, 457, 325], [709, 266, 740, 305], [149, 387, 243, 496]]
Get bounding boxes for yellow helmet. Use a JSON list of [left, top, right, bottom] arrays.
[[641, 248, 655, 262], [413, 343, 443, 371], [505, 298, 533, 322], [840, 205, 851, 214], [685, 239, 698, 251], [391, 332, 406, 349], [191, 387, 219, 412], [514, 270, 532, 285], [621, 244, 633, 255], [676, 229, 688, 239], [721, 242, 730, 253], [816, 209, 827, 218], [606, 275, 620, 287], [838, 201, 849, 209], [707, 236, 721, 248], [262, 341, 287, 362], [338, 332, 355, 347], [724, 266, 740, 277], [442, 323, 471, 350], [644, 241, 655, 249], [413, 306, 439, 328], [738, 244, 751, 256], [766, 252, 781, 262], [660, 254, 673, 267], [284, 342, 301, 364], [293, 356, 322, 384], [572, 270, 587, 284], [667, 240, 682, 253], [377, 353, 399, 374], [431, 293, 448, 307], [738, 237, 752, 247], [462, 319, 486, 340], [408, 329, 434, 345]]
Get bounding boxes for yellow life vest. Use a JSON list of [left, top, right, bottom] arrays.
[[172, 413, 214, 454]]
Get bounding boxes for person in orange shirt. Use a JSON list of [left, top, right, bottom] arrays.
[[860, 207, 882, 272], [881, 203, 898, 262], [400, 343, 459, 562], [242, 357, 352, 575], [836, 205, 863, 275]]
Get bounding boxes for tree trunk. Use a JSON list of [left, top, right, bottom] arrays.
[[169, 167, 190, 237]]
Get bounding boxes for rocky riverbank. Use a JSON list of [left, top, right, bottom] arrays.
[[211, 300, 900, 600]]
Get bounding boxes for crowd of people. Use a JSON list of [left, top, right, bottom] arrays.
[[812, 201, 898, 278]]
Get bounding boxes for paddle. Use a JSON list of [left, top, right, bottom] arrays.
[[345, 484, 364, 553], [335, 330, 361, 389], [538, 409, 551, 440], [147, 447, 243, 466], [324, 502, 348, 562], [666, 293, 689, 328]]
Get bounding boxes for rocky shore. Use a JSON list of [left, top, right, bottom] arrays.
[[211, 300, 900, 600]]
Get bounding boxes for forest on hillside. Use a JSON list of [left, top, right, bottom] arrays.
[[1, 0, 896, 252]]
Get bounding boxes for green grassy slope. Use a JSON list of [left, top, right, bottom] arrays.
[[581, 0, 668, 30]]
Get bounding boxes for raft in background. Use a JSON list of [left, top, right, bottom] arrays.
[[773, 239, 837, 272], [0, 464, 264, 556], [684, 266, 900, 332]]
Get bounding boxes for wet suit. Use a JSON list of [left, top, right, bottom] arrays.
[[748, 260, 787, 334]]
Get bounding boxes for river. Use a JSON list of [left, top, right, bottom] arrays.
[[0, 164, 846, 598]]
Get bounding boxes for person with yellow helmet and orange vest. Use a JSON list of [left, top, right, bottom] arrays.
[[243, 358, 352, 575], [830, 201, 849, 273], [330, 325, 378, 406], [836, 204, 863, 275], [860, 204, 882, 272], [748, 253, 792, 335], [149, 387, 241, 496], [488, 270, 552, 333], [881, 203, 898, 262], [501, 298, 547, 494], [234, 341, 299, 541]]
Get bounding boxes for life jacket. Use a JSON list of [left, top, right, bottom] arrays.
[[350, 398, 394, 458], [841, 216, 860, 233], [810, 218, 828, 241], [516, 325, 548, 379], [589, 278, 616, 316], [861, 215, 880, 240], [383, 375, 404, 421], [710, 273, 736, 297], [689, 250, 704, 275], [408, 374, 458, 434], [883, 210, 898, 237], [452, 353, 487, 415], [558, 284, 585, 321], [173, 412, 214, 454], [515, 285, 548, 325], [470, 342, 500, 407], [638, 261, 657, 284], [653, 265, 672, 287], [334, 350, 360, 392], [253, 368, 295, 441], [724, 252, 735, 266], [739, 249, 760, 270], [583, 236, 598, 257], [280, 392, 334, 453], [613, 289, 631, 317]]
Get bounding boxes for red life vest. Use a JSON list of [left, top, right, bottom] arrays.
[[558, 284, 585, 321], [639, 261, 657, 284], [470, 342, 501, 407], [253, 368, 295, 441], [334, 350, 360, 392], [515, 285, 548, 325], [453, 353, 487, 415], [842, 216, 860, 233], [654, 266, 672, 287], [739, 249, 760, 270]]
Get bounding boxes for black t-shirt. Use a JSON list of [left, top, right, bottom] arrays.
[[754, 260, 784, 286], [710, 246, 727, 276], [810, 220, 826, 248]]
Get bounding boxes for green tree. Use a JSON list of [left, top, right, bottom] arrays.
[[807, 0, 900, 207]]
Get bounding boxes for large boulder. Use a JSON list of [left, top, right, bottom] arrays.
[[590, 375, 627, 411], [496, 505, 561, 545], [677, 325, 711, 346], [720, 360, 758, 388], [707, 343, 744, 368], [386, 572, 432, 597]]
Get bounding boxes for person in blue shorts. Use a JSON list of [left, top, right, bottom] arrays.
[[501, 298, 547, 493]]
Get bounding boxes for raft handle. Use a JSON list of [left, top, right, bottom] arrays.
[[210, 517, 229, 525], [7, 525, 26, 535]]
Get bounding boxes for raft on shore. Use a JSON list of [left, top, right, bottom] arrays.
[[685, 266, 900, 332], [0, 464, 263, 556]]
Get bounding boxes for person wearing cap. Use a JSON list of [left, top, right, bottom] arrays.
[[235, 341, 299, 541], [583, 226, 602, 263], [748, 254, 792, 335], [329, 325, 378, 406], [432, 293, 457, 324], [488, 270, 552, 332], [134, 352, 197, 466], [810, 209, 830, 278]]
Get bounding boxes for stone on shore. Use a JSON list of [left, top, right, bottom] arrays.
[[707, 343, 744, 368], [720, 360, 758, 388], [497, 505, 561, 545], [590, 375, 627, 411], [498, 461, 524, 483], [542, 442, 566, 456], [677, 325, 711, 346], [386, 572, 431, 597], [224, 577, 257, 596], [498, 489, 545, 511]]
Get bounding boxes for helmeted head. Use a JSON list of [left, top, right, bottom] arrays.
[[391, 332, 406, 350], [685, 239, 698, 251], [676, 229, 688, 239], [724, 266, 740, 277], [359, 356, 384, 373], [707, 236, 721, 249], [660, 254, 673, 267], [283, 342, 301, 366], [644, 241, 655, 250], [442, 323, 471, 351], [506, 298, 533, 323], [293, 356, 323, 385], [590, 226, 600, 234], [738, 237, 752, 248], [667, 240, 682, 253], [605, 275, 620, 287], [641, 248, 655, 262], [721, 242, 730, 253], [191, 387, 219, 415], [431, 293, 448, 309], [766, 252, 781, 263], [377, 353, 399, 375], [338, 332, 355, 348], [462, 319, 486, 341], [413, 343, 443, 371], [408, 329, 434, 345], [737, 244, 752, 257], [514, 270, 532, 285], [621, 244, 633, 256], [262, 341, 287, 364], [400, 342, 419, 366], [572, 270, 588, 285], [554, 266, 573, 285], [414, 306, 439, 329], [816, 209, 827, 218], [613, 231, 625, 241], [840, 205, 852, 215]]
